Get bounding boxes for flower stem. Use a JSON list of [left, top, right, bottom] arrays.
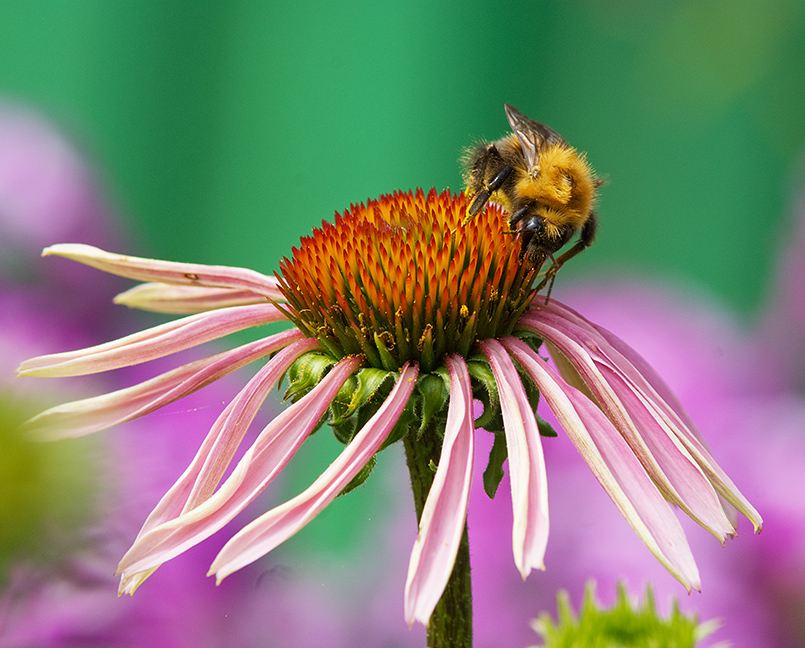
[[403, 428, 473, 648]]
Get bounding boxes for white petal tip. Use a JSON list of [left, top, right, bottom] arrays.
[[42, 243, 79, 257]]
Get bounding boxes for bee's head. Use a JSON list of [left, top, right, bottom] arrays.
[[513, 206, 566, 241]]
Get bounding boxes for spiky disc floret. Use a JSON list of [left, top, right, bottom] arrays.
[[277, 188, 538, 372]]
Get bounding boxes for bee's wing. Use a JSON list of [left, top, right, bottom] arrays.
[[504, 104, 566, 169]]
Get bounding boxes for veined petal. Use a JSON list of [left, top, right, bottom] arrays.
[[22, 329, 306, 439], [16, 303, 284, 377], [43, 243, 282, 299], [130, 336, 321, 542], [597, 363, 735, 539], [528, 298, 761, 531], [209, 363, 419, 582], [115, 283, 279, 314], [479, 339, 549, 578], [404, 355, 474, 628], [522, 309, 736, 540], [503, 336, 701, 591], [116, 354, 364, 593]]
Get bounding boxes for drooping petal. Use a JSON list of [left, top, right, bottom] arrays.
[[22, 329, 306, 439], [404, 355, 474, 627], [42, 243, 282, 299], [503, 336, 701, 591], [479, 339, 549, 578], [522, 307, 736, 540], [116, 354, 363, 593], [129, 336, 321, 542], [114, 282, 277, 314], [16, 303, 284, 377], [527, 297, 762, 532], [597, 362, 736, 538], [208, 363, 419, 582]]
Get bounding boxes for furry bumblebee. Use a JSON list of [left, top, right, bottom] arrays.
[[462, 104, 601, 292]]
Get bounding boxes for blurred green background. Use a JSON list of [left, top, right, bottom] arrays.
[[1, 2, 804, 642], [2, 0, 803, 313]]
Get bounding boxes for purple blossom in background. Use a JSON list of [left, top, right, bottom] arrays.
[[0, 102, 125, 384]]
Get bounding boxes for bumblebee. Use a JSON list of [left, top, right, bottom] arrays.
[[462, 104, 601, 293]]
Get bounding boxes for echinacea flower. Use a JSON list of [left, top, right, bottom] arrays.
[[17, 188, 761, 640]]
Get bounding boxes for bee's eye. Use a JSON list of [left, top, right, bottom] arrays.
[[519, 215, 545, 234]]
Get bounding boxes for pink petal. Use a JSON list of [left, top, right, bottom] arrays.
[[522, 309, 736, 539], [130, 336, 321, 540], [42, 243, 282, 299], [404, 355, 474, 628], [208, 363, 419, 581], [115, 283, 277, 314], [479, 339, 549, 578], [16, 303, 284, 377], [117, 354, 363, 593], [503, 336, 701, 591], [598, 363, 735, 539], [529, 297, 761, 531], [22, 329, 306, 439]]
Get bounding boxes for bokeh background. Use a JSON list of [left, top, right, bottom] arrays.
[[2, 2, 804, 647]]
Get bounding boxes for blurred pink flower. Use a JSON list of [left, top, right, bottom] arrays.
[[0, 102, 126, 387]]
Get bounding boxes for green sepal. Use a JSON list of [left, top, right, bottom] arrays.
[[284, 352, 337, 402], [516, 363, 541, 418], [330, 368, 391, 425], [512, 327, 543, 354], [466, 358, 501, 430], [380, 392, 419, 450], [416, 372, 449, 435], [482, 431, 508, 499], [536, 413, 558, 437], [329, 368, 395, 445], [338, 454, 377, 497], [330, 397, 382, 445], [330, 412, 359, 445]]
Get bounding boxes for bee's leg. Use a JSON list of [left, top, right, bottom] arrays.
[[541, 254, 558, 301], [464, 145, 513, 222], [535, 212, 597, 298]]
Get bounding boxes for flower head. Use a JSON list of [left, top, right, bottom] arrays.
[[17, 189, 761, 628]]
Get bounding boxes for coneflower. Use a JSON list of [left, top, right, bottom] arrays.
[[17, 189, 761, 647]]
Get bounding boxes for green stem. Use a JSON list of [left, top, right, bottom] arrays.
[[403, 428, 473, 648]]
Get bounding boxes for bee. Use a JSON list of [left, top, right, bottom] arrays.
[[462, 104, 601, 294]]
